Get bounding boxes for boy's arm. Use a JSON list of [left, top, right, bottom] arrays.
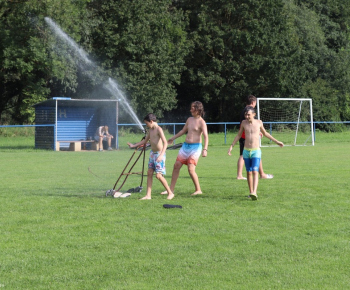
[[98, 126, 103, 137], [105, 129, 113, 138], [168, 119, 189, 144], [127, 133, 150, 148], [227, 124, 244, 155], [156, 127, 168, 162], [201, 120, 208, 157], [260, 121, 284, 147]]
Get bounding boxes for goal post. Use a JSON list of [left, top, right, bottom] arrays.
[[257, 98, 314, 146]]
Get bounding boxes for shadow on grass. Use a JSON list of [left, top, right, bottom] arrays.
[[30, 193, 104, 199], [0, 145, 37, 150], [188, 193, 249, 201], [28, 188, 105, 199]]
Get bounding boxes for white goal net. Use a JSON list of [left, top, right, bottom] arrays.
[[257, 98, 314, 146]]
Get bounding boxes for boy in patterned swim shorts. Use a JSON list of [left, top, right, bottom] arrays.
[[228, 106, 284, 200], [128, 113, 174, 200], [161, 101, 209, 196]]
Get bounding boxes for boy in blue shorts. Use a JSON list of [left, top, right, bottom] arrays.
[[228, 106, 283, 200], [128, 113, 174, 200]]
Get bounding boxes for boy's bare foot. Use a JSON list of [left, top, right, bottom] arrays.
[[237, 176, 247, 180], [191, 191, 202, 196], [260, 174, 273, 179], [167, 192, 175, 200], [160, 191, 168, 195], [139, 196, 151, 200]]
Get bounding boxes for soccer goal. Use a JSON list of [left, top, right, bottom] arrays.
[[257, 98, 314, 146]]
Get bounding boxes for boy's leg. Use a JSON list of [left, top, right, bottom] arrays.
[[243, 151, 257, 199], [243, 152, 253, 194], [140, 168, 154, 200], [247, 171, 253, 194], [249, 155, 261, 200], [107, 136, 113, 150], [161, 160, 183, 194], [188, 164, 202, 195], [99, 136, 103, 150], [237, 155, 246, 179], [170, 161, 183, 192], [237, 138, 246, 179], [156, 173, 174, 200], [252, 170, 259, 194], [259, 159, 273, 179], [248, 170, 259, 200], [246, 169, 259, 200]]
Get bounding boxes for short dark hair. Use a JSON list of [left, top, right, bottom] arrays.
[[191, 101, 205, 117], [244, 106, 256, 114], [143, 113, 157, 122], [246, 95, 257, 105]]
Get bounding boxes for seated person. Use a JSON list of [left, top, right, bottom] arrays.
[[94, 125, 113, 151]]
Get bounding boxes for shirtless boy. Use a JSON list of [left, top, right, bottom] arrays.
[[237, 95, 273, 180], [128, 113, 174, 200], [162, 101, 208, 196], [228, 106, 283, 200]]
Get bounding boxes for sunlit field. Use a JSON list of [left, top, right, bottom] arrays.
[[0, 131, 349, 289]]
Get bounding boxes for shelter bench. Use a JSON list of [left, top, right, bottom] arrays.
[[56, 140, 99, 151]]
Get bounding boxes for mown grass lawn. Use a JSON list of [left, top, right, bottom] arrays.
[[0, 132, 349, 289]]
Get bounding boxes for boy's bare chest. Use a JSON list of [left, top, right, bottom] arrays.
[[188, 120, 201, 132], [149, 130, 160, 141], [244, 122, 259, 134]]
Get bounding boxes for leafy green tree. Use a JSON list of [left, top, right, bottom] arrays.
[[0, 0, 92, 123], [174, 0, 305, 123], [289, 0, 350, 125], [88, 0, 189, 119], [171, 0, 350, 126], [0, 1, 48, 123], [302, 78, 344, 131], [1, 0, 350, 127]]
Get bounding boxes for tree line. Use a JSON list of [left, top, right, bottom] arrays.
[[1, 0, 349, 130]]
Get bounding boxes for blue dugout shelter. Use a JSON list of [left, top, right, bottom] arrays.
[[34, 97, 118, 150]]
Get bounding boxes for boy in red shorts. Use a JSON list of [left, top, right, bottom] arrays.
[[162, 101, 209, 196]]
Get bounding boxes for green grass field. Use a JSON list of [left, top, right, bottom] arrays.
[[1, 132, 349, 289]]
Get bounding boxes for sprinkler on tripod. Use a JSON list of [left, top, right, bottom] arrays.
[[105, 127, 148, 198]]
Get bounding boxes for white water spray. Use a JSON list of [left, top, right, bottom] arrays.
[[45, 17, 93, 66], [44, 17, 144, 131], [106, 78, 144, 131]]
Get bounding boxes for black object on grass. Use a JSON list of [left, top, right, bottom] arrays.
[[163, 204, 182, 209]]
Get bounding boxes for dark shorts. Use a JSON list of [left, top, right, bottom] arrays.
[[239, 138, 245, 156]]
